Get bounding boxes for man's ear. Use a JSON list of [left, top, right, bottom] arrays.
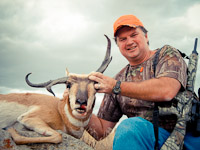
[[145, 33, 148, 38], [145, 34, 149, 45], [116, 39, 120, 47], [114, 37, 119, 47]]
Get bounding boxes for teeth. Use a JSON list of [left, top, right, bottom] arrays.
[[127, 46, 136, 50], [76, 108, 86, 114]]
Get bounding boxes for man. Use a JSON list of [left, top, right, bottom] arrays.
[[88, 14, 188, 149], [66, 15, 198, 149]]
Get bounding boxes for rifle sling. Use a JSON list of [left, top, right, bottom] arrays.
[[152, 48, 161, 150]]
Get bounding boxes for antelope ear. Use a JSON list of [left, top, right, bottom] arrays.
[[66, 68, 70, 76]]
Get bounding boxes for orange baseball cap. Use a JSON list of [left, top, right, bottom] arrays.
[[113, 15, 144, 36]]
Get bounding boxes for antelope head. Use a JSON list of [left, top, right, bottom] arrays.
[[25, 35, 112, 119]]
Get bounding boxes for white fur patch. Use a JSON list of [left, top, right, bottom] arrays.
[[69, 94, 77, 111], [34, 128, 54, 136], [0, 101, 29, 128], [64, 104, 90, 128]]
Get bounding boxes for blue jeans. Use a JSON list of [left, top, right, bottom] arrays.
[[113, 117, 200, 150]]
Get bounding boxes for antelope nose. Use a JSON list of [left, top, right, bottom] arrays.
[[76, 99, 87, 105]]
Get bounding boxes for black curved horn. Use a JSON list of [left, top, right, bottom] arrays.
[[25, 73, 68, 96], [25, 35, 112, 96], [96, 35, 112, 73]]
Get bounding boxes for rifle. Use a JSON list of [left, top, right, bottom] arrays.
[[187, 38, 199, 92], [187, 38, 200, 137], [159, 38, 199, 150]]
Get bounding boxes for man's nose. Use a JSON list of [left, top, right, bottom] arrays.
[[126, 37, 134, 46]]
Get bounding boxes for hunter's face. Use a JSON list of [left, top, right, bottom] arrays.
[[116, 26, 149, 65]]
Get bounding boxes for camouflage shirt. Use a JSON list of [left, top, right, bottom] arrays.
[[97, 45, 187, 132]]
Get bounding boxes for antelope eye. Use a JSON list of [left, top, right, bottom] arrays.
[[67, 83, 71, 89]]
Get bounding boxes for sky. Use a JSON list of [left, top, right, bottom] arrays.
[[0, 0, 200, 114]]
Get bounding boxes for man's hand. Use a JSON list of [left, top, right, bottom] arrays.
[[89, 72, 116, 94]]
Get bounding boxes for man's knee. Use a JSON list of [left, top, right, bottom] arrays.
[[116, 117, 152, 132], [113, 117, 155, 150]]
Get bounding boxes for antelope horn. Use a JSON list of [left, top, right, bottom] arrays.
[[25, 35, 112, 96], [96, 34, 112, 73], [25, 73, 68, 96]]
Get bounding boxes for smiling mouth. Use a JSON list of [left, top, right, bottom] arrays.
[[127, 46, 137, 51]]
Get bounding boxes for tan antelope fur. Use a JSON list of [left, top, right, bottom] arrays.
[[0, 35, 112, 145]]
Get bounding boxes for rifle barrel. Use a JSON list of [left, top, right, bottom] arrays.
[[193, 38, 198, 55]]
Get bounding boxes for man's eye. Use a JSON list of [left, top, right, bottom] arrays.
[[131, 34, 137, 37], [120, 38, 126, 42]]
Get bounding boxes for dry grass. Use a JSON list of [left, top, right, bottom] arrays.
[[81, 129, 115, 150]]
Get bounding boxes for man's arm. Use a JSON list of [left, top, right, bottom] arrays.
[[86, 114, 117, 140], [120, 76, 181, 101], [89, 73, 181, 102]]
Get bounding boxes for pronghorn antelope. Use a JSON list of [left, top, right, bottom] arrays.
[[0, 35, 112, 145]]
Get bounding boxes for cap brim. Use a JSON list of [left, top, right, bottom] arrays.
[[114, 24, 137, 36]]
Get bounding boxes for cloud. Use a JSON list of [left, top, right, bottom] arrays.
[[0, 86, 49, 95], [169, 4, 200, 32], [0, 0, 200, 131], [0, 0, 200, 95]]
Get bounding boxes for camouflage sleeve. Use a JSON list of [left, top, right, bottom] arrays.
[[156, 45, 187, 90], [97, 66, 128, 122], [97, 93, 123, 122]]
